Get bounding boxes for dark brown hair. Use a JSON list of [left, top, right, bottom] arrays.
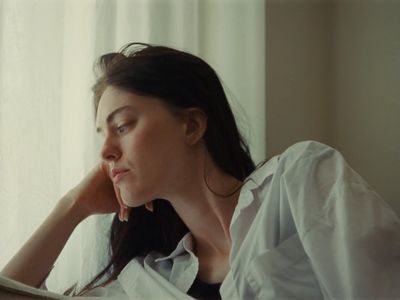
[[68, 43, 255, 296]]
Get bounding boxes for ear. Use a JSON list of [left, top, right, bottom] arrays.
[[183, 108, 207, 146]]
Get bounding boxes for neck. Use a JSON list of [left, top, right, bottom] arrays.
[[168, 165, 242, 258]]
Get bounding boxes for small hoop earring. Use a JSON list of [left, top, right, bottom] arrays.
[[202, 153, 246, 198], [203, 172, 244, 198]]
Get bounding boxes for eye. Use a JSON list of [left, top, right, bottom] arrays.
[[116, 124, 129, 135]]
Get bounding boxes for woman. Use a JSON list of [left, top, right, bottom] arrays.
[[2, 43, 400, 299]]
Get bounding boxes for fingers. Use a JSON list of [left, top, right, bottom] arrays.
[[100, 161, 110, 177], [113, 183, 130, 222], [122, 207, 131, 222]]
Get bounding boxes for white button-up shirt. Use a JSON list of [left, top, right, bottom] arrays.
[[54, 141, 400, 299]]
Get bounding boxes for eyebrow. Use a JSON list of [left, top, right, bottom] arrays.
[[96, 105, 136, 133]]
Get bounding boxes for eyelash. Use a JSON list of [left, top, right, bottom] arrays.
[[116, 123, 130, 135]]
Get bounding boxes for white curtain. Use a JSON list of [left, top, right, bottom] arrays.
[[0, 0, 265, 293]]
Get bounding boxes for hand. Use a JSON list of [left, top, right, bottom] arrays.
[[65, 162, 131, 222]]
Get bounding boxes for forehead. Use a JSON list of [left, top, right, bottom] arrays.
[[95, 87, 140, 127], [97, 86, 134, 114]]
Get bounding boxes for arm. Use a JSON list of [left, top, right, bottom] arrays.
[[0, 195, 85, 288], [0, 162, 129, 289], [281, 141, 400, 298]]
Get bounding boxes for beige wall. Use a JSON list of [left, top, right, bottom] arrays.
[[266, 0, 333, 156], [266, 0, 400, 212]]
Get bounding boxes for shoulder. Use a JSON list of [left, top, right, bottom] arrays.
[[276, 140, 348, 176], [280, 140, 339, 164], [249, 140, 344, 180], [248, 140, 342, 186]]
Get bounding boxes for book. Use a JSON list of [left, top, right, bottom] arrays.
[[0, 276, 116, 300]]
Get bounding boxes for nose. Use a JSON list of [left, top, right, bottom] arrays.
[[100, 135, 122, 162]]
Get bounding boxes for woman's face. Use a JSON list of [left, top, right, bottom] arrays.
[[95, 86, 190, 207]]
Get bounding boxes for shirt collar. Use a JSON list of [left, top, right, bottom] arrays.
[[154, 232, 195, 263], [229, 155, 280, 232], [247, 155, 279, 188]]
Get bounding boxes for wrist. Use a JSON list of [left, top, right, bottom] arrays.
[[57, 194, 90, 225]]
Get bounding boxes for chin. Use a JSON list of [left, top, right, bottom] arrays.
[[120, 189, 149, 208]]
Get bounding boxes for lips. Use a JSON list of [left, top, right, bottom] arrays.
[[111, 168, 130, 183]]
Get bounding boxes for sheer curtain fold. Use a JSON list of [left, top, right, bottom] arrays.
[[0, 0, 65, 280], [0, 0, 265, 293]]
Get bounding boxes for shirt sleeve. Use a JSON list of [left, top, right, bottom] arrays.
[[37, 266, 54, 291], [280, 141, 400, 299]]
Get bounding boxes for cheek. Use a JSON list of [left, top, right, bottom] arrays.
[[121, 123, 154, 154], [134, 121, 185, 157], [122, 126, 169, 174], [123, 119, 187, 176], [119, 125, 188, 203], [129, 128, 161, 158]]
